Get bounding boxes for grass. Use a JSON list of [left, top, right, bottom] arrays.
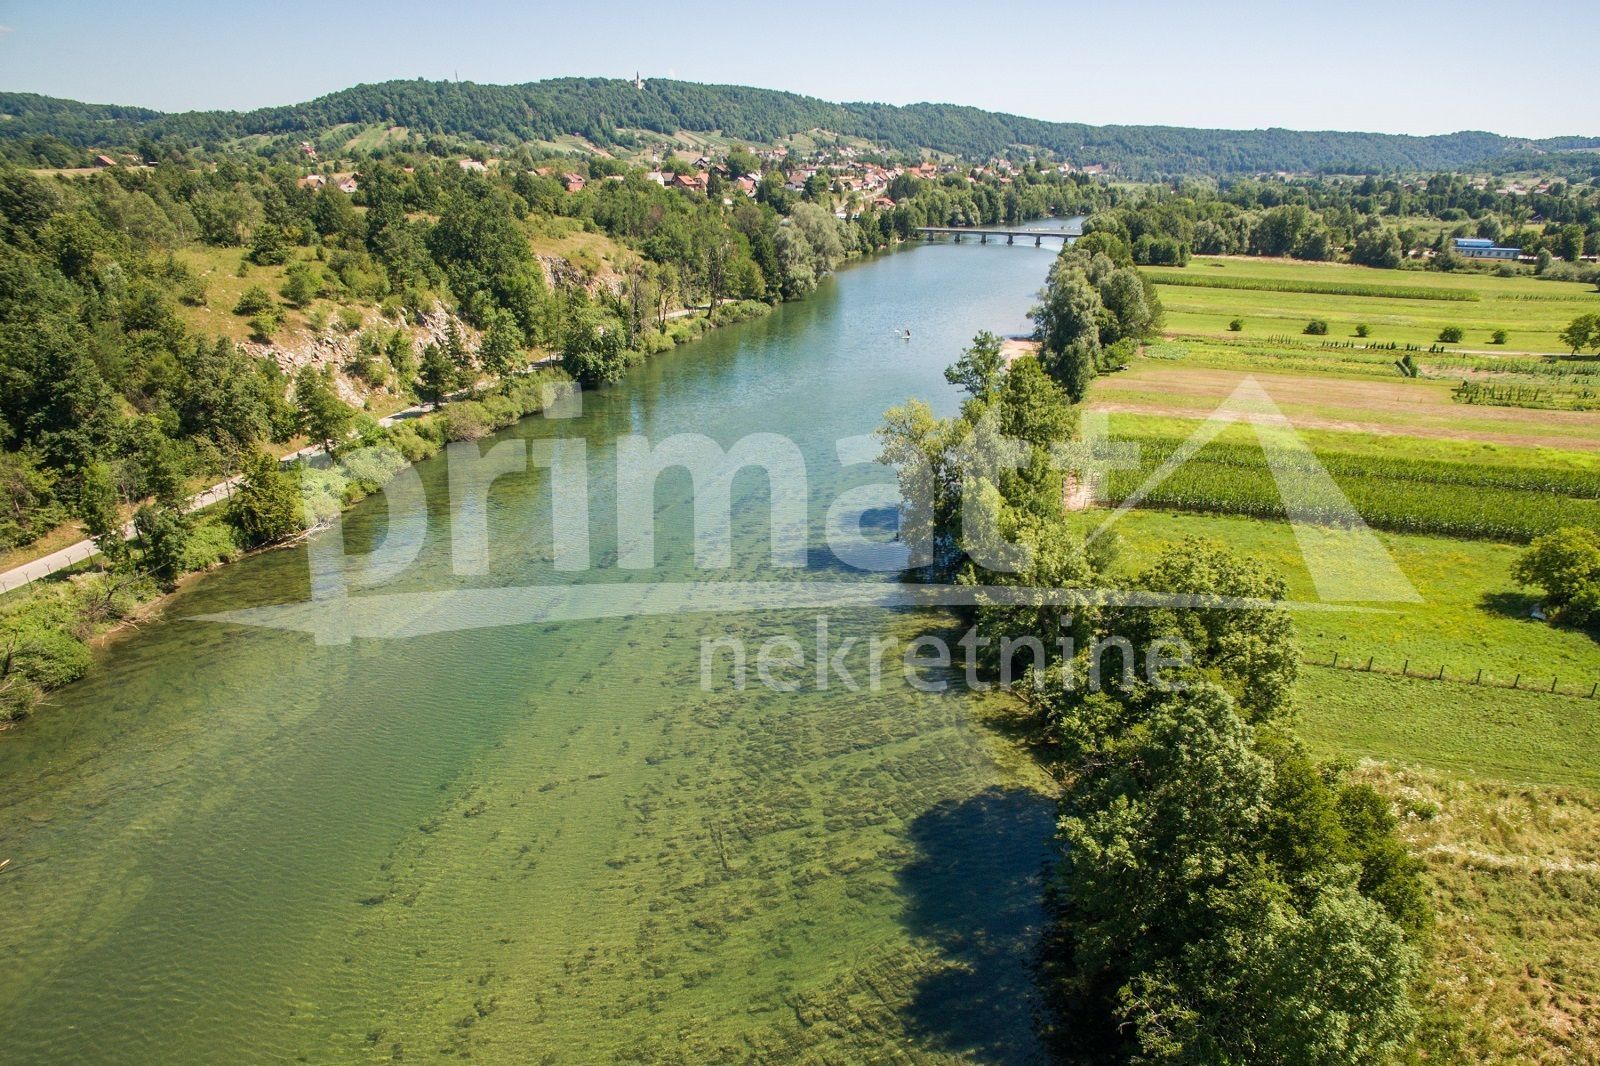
[[171, 245, 330, 344], [1297, 670, 1599, 788], [1358, 765, 1600, 1063], [1068, 507, 1600, 783], [1089, 364, 1600, 447], [1146, 256, 1600, 354]]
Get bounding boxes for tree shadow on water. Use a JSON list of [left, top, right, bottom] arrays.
[[896, 787, 1057, 1063]]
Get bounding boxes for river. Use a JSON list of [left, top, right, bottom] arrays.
[[0, 222, 1077, 1063]]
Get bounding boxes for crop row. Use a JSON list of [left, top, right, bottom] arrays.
[[1110, 436, 1600, 498], [1147, 272, 1479, 302], [1101, 457, 1600, 542]]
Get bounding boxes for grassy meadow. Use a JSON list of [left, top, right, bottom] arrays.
[[1145, 255, 1600, 354], [1363, 766, 1600, 1063]]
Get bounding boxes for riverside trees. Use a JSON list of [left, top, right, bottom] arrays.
[[1031, 242, 1163, 401], [877, 315, 1428, 1063]]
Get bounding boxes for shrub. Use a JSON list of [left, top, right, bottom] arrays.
[[233, 285, 274, 316], [442, 401, 493, 441], [1490, 329, 1508, 345], [1438, 326, 1464, 344], [1228, 318, 1244, 332], [181, 516, 242, 572], [1354, 323, 1370, 338], [178, 277, 208, 306], [279, 263, 321, 308], [247, 310, 283, 342], [1304, 320, 1329, 336]]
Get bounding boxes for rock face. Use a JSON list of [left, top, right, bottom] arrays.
[[242, 300, 480, 407]]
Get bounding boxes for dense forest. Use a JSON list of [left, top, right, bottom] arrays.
[[4, 78, 1599, 177], [0, 140, 1102, 716]]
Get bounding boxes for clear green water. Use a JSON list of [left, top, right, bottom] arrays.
[[0, 233, 1072, 1063]]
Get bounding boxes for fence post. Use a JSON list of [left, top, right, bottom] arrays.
[[1438, 666, 1445, 681], [1402, 659, 1409, 677], [1331, 652, 1338, 668], [1475, 668, 1483, 685], [1551, 676, 1559, 693], [1591, 682, 1597, 699], [1513, 674, 1520, 690], [1366, 656, 1374, 672]]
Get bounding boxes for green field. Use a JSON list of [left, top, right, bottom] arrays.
[[1097, 427, 1600, 541], [1103, 412, 1600, 474], [1146, 256, 1600, 354], [1068, 507, 1600, 785]]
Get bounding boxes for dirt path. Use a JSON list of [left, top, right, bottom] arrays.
[[1088, 366, 1600, 450]]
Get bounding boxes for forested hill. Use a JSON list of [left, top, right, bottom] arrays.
[[4, 77, 1598, 176]]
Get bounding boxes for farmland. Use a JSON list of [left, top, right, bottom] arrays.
[[1075, 252, 1600, 1060], [1096, 429, 1600, 541], [1092, 360, 1600, 444], [1144, 255, 1600, 354]]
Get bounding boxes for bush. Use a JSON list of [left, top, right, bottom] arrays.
[[178, 277, 208, 307], [181, 516, 242, 572], [247, 310, 283, 342], [1437, 326, 1464, 344], [1228, 318, 1244, 332], [384, 421, 443, 464], [1490, 329, 1508, 345], [1304, 320, 1329, 336], [442, 401, 493, 442], [1354, 323, 1370, 338], [233, 285, 275, 316]]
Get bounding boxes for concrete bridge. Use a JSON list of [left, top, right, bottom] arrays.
[[916, 226, 1082, 246]]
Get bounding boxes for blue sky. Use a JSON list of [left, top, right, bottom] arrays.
[[2, 0, 1596, 137]]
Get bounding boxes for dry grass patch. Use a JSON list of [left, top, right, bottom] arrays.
[[1358, 765, 1600, 1063]]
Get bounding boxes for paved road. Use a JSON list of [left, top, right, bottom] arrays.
[[0, 353, 595, 596], [0, 391, 469, 596]]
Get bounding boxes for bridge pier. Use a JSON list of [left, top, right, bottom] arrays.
[[1007, 233, 1014, 244], [980, 233, 987, 244], [1035, 235, 1042, 246]]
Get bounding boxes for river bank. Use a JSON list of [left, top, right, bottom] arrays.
[[0, 225, 1070, 1062], [0, 296, 797, 724]]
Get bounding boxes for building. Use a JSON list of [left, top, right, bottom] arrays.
[[561, 173, 587, 193], [458, 159, 487, 173], [1452, 237, 1520, 260], [92, 154, 118, 168]]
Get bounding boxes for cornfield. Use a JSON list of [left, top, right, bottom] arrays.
[[1100, 436, 1600, 541]]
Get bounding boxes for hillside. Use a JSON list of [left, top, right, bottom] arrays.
[[4, 77, 1599, 177]]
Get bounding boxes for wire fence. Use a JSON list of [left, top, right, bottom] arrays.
[[1312, 651, 1599, 700]]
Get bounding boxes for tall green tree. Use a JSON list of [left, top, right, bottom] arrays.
[[292, 366, 353, 454]]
